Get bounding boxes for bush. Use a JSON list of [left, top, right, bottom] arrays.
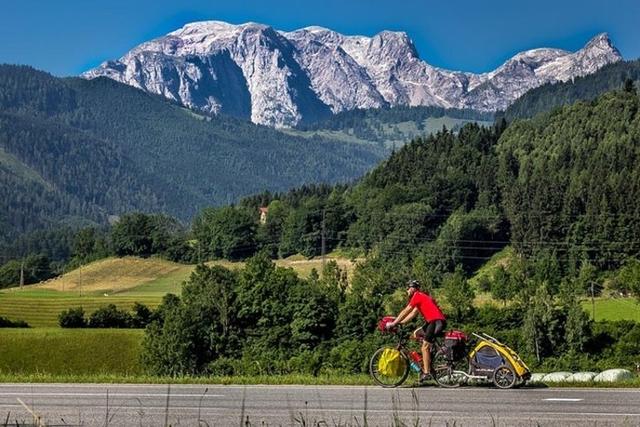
[[88, 304, 133, 328], [287, 349, 326, 376], [0, 316, 29, 328], [58, 307, 87, 328], [327, 336, 385, 374], [207, 357, 238, 376], [131, 302, 153, 328]]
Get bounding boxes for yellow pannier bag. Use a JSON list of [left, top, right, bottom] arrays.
[[378, 348, 404, 376]]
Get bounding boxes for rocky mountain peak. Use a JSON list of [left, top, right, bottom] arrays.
[[84, 21, 623, 127], [578, 32, 622, 61], [584, 32, 615, 50]]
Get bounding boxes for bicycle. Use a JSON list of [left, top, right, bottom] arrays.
[[369, 325, 460, 388]]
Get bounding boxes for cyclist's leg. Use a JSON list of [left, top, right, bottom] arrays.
[[422, 320, 446, 374], [421, 322, 436, 374]]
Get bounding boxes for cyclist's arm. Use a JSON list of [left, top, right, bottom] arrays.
[[398, 307, 419, 324], [391, 304, 416, 326]]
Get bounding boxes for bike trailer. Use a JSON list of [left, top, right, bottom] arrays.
[[468, 332, 531, 388]]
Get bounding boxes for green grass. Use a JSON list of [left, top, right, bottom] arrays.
[[0, 328, 143, 375], [114, 268, 190, 296], [286, 117, 493, 149], [0, 372, 373, 385], [0, 292, 163, 327], [468, 246, 514, 289], [581, 298, 640, 322]]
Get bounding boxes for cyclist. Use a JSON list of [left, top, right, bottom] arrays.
[[386, 280, 447, 382]]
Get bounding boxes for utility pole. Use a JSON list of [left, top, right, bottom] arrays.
[[590, 281, 596, 320], [321, 209, 326, 270], [19, 260, 24, 289]]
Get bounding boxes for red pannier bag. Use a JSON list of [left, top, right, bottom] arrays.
[[378, 316, 397, 334], [444, 330, 468, 361]]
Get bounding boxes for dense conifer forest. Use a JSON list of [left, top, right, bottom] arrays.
[[0, 65, 386, 258], [502, 59, 640, 121]]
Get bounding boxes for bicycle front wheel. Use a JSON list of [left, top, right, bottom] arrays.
[[369, 347, 410, 388]]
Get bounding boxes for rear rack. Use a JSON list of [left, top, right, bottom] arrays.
[[471, 332, 503, 345]]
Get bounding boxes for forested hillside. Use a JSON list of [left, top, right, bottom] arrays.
[[503, 59, 640, 121], [498, 86, 640, 270], [198, 85, 640, 285], [0, 65, 386, 255]]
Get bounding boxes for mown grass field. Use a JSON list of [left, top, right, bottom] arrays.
[[287, 117, 494, 149], [0, 256, 358, 327], [581, 297, 640, 322], [0, 292, 164, 327], [0, 328, 143, 375]]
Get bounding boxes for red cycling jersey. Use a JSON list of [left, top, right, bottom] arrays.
[[409, 291, 446, 323]]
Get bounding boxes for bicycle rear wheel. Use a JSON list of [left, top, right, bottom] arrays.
[[369, 347, 410, 388], [432, 350, 466, 388]]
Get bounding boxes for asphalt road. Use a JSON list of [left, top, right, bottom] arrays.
[[0, 383, 638, 426]]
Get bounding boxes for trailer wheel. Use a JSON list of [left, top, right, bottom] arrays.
[[492, 364, 517, 389]]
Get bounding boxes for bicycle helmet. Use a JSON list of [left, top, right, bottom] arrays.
[[406, 279, 421, 289]]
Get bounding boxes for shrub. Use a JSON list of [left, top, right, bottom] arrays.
[[0, 316, 29, 328], [131, 302, 153, 328], [207, 357, 238, 376], [58, 307, 87, 328], [88, 304, 133, 328]]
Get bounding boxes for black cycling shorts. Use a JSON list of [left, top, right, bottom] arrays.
[[421, 319, 446, 343]]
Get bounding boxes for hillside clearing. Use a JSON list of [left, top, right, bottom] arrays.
[[33, 257, 190, 294]]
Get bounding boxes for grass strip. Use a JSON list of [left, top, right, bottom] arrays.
[[0, 372, 637, 388], [0, 373, 371, 385]]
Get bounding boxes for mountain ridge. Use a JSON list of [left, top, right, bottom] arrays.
[[84, 21, 622, 127]]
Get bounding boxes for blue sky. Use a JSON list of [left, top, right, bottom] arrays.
[[1, 0, 638, 76]]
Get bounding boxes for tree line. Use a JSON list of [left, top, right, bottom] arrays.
[[139, 253, 640, 376]]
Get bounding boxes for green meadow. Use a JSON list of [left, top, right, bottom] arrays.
[[581, 297, 640, 322], [0, 328, 143, 375]]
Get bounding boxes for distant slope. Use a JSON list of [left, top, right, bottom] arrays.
[[0, 65, 386, 244], [35, 257, 190, 294], [502, 59, 640, 121], [291, 105, 494, 148], [29, 255, 357, 296]]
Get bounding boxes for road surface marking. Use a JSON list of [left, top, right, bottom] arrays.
[[543, 398, 583, 402]]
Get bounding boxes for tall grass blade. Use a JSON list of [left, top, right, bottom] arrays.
[[163, 383, 171, 427]]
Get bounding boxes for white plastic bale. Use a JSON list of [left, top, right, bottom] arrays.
[[566, 372, 597, 382], [528, 373, 547, 383], [593, 369, 634, 382], [542, 372, 572, 382]]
